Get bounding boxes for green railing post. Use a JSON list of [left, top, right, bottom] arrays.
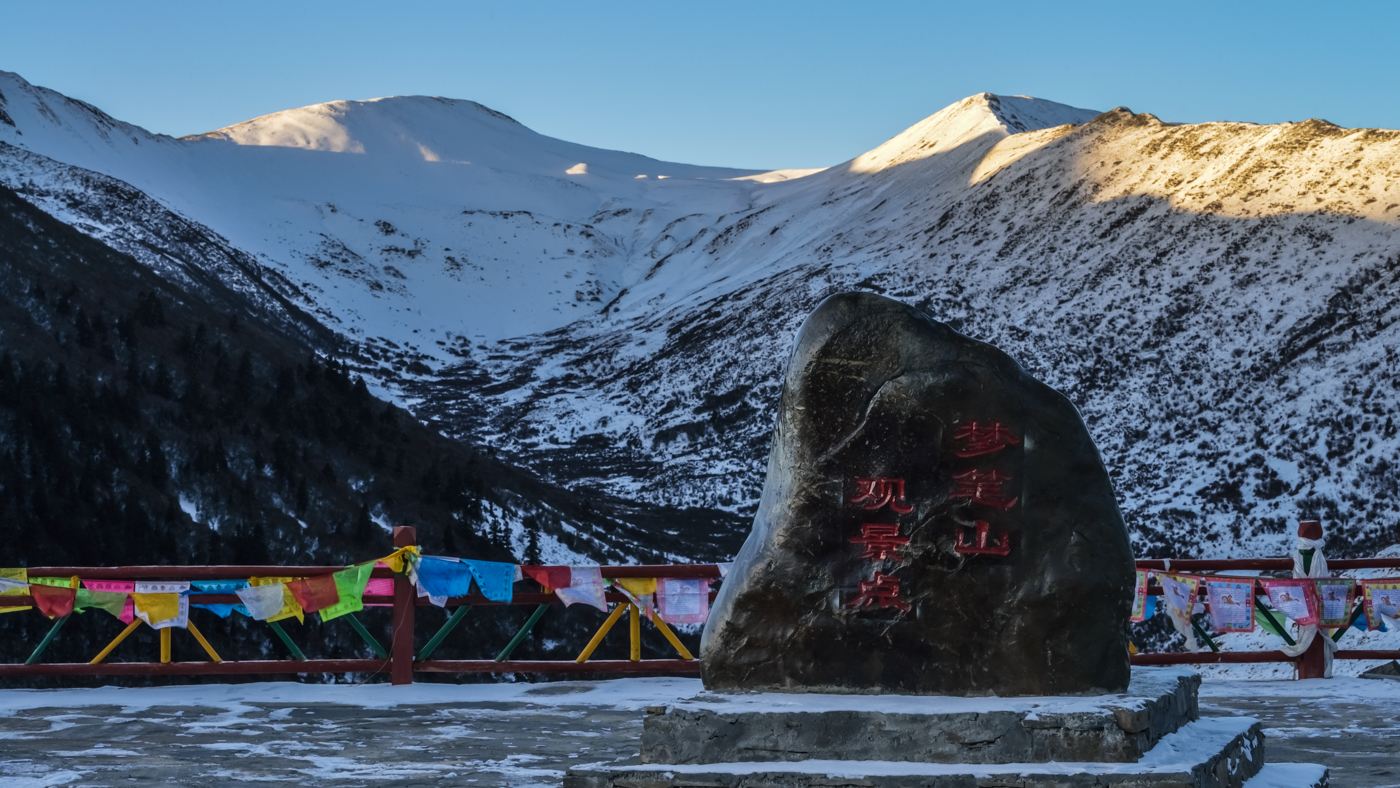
[[1256, 604, 1297, 647], [1191, 620, 1221, 653], [494, 604, 550, 662], [26, 615, 70, 665], [267, 621, 307, 661], [417, 605, 471, 662], [344, 613, 389, 659], [1332, 603, 1366, 644]]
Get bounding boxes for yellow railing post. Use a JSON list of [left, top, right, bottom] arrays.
[[186, 621, 223, 663], [159, 627, 172, 664], [650, 615, 696, 661], [575, 603, 627, 663], [89, 619, 142, 665], [628, 603, 641, 662]]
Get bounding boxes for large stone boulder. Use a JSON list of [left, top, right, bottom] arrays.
[[701, 292, 1133, 695]]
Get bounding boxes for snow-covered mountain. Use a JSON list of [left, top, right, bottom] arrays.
[[2, 70, 1396, 560]]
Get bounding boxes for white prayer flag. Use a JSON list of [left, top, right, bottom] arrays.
[[236, 584, 289, 621], [657, 577, 709, 625], [554, 566, 608, 612]]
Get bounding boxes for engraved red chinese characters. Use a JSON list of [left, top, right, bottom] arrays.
[[846, 572, 911, 612], [950, 468, 1018, 511], [850, 523, 911, 561], [951, 420, 1021, 458], [849, 477, 914, 514]]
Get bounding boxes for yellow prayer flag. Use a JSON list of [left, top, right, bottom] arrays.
[[0, 567, 30, 615], [378, 545, 420, 574], [132, 593, 181, 626], [617, 577, 657, 597], [249, 576, 304, 623]]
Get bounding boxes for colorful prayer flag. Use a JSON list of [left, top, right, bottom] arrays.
[[462, 559, 516, 603], [1313, 578, 1355, 628], [287, 575, 340, 614], [1259, 578, 1318, 627], [190, 579, 249, 619], [81, 579, 135, 623], [523, 565, 570, 591], [615, 577, 658, 617], [377, 545, 419, 574], [319, 563, 375, 622], [1204, 578, 1255, 633], [248, 576, 304, 623], [74, 589, 130, 620], [413, 556, 474, 606], [0, 568, 30, 614], [554, 566, 608, 612], [30, 584, 76, 618], [133, 581, 190, 629], [657, 577, 710, 625], [1361, 578, 1400, 630], [1129, 569, 1149, 622], [364, 577, 395, 607], [237, 584, 290, 621]]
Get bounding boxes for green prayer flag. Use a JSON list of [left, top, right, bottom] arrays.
[[1254, 606, 1287, 638], [29, 576, 75, 588], [319, 563, 374, 622], [75, 588, 129, 619]]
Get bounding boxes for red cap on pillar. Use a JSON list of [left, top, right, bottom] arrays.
[[1297, 519, 1323, 540]]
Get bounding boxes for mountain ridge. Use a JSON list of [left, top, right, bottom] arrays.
[[2, 70, 1397, 562]]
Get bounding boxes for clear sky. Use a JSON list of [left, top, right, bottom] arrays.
[[4, 1, 1397, 170]]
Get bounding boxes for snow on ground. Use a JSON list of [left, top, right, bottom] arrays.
[[1, 670, 1397, 785], [0, 676, 700, 714]]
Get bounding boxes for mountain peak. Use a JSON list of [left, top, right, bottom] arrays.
[[847, 92, 1099, 174], [191, 95, 525, 155]]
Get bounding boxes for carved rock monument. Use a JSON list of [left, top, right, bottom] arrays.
[[703, 290, 1132, 695], [565, 293, 1329, 787]]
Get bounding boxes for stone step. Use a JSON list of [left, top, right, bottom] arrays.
[[566, 716, 1265, 788], [641, 669, 1199, 765], [1242, 763, 1329, 787]]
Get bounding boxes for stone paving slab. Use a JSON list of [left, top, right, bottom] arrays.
[[640, 671, 1200, 764], [0, 674, 1392, 787], [572, 717, 1268, 788]]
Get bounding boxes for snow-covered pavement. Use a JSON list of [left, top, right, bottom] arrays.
[[0, 673, 1396, 786]]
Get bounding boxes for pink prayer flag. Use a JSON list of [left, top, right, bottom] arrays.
[[82, 579, 135, 623], [364, 578, 395, 606], [657, 577, 710, 625]]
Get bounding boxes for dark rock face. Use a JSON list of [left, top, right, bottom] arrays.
[[701, 292, 1133, 695]]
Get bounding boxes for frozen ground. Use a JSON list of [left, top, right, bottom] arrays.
[[0, 671, 1397, 787]]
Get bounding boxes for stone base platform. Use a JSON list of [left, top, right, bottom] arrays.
[[640, 669, 1199, 765], [568, 718, 1311, 787], [565, 670, 1330, 788]]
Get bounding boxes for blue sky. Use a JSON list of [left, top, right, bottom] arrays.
[[4, 1, 1397, 169]]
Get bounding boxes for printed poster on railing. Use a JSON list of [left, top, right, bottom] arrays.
[[1157, 573, 1199, 618], [1361, 578, 1400, 629], [1313, 578, 1355, 628], [1259, 578, 1318, 627], [1204, 577, 1255, 633], [1129, 569, 1149, 622]]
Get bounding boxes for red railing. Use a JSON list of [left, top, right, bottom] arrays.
[[0, 526, 721, 683], [5, 532, 1398, 683], [1130, 556, 1400, 678]]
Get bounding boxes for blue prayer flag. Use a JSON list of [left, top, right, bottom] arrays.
[[462, 559, 516, 603]]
